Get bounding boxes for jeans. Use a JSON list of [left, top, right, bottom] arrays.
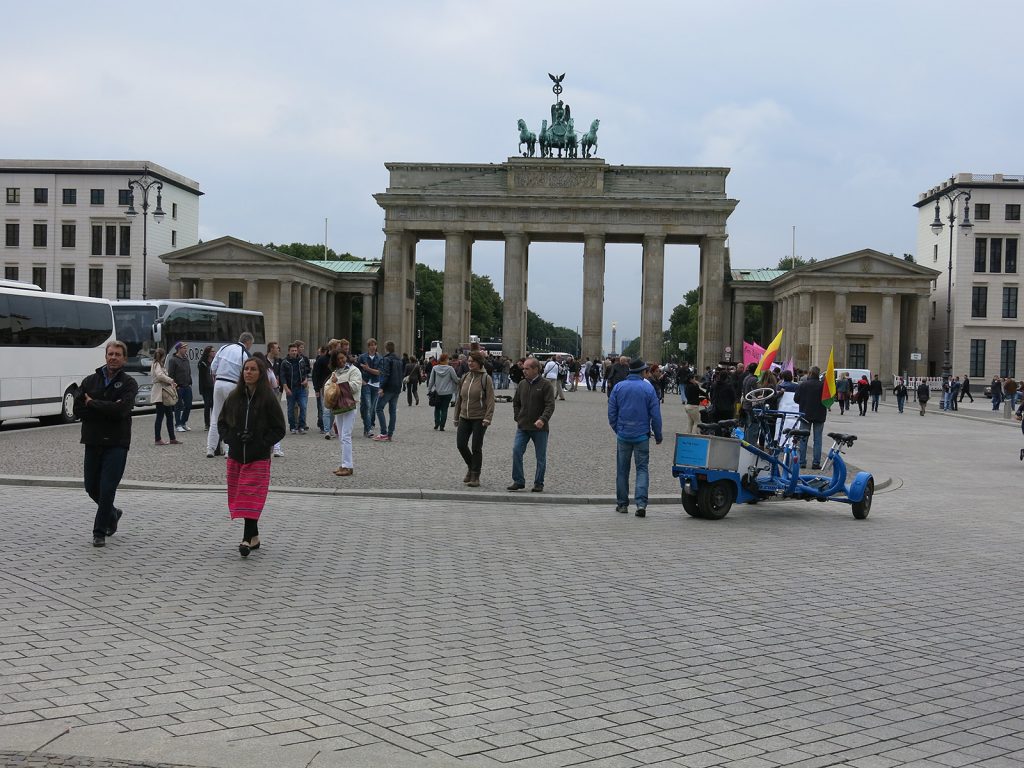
[[616, 438, 650, 509], [83, 445, 128, 538], [512, 429, 548, 486], [334, 410, 356, 468], [315, 389, 325, 431], [870, 394, 880, 412], [174, 385, 193, 426], [375, 390, 400, 436], [406, 378, 419, 406], [154, 403, 174, 441], [360, 385, 379, 434], [286, 386, 308, 431], [433, 394, 453, 429], [456, 418, 488, 473], [799, 421, 825, 467], [896, 394, 906, 413]]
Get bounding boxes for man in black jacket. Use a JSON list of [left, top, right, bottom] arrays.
[[793, 366, 827, 470], [73, 340, 138, 547]]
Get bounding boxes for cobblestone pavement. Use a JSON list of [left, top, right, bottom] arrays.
[[3, 393, 1024, 766]]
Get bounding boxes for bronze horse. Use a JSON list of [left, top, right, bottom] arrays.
[[517, 119, 536, 157]]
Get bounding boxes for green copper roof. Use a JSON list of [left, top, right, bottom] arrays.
[[305, 259, 381, 274], [731, 269, 787, 282]]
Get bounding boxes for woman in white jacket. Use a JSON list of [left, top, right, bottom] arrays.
[[150, 348, 179, 445], [327, 346, 363, 477]]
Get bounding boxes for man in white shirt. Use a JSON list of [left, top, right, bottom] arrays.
[[206, 332, 254, 458], [542, 357, 565, 401]]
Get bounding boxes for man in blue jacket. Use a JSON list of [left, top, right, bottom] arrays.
[[608, 358, 663, 518]]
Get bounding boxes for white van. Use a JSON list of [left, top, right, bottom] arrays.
[[425, 340, 443, 361], [834, 368, 870, 384]]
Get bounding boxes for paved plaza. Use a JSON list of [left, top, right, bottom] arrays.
[[2, 392, 1024, 767]]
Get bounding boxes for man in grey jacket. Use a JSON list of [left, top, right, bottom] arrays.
[[508, 358, 556, 492]]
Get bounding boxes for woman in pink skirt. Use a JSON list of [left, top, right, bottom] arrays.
[[217, 357, 287, 557]]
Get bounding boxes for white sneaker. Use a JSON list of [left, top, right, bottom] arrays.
[[183, 425, 192, 431], [273, 448, 284, 457], [175, 425, 185, 432]]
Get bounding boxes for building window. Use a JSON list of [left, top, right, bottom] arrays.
[[850, 305, 867, 323], [1003, 287, 1018, 319], [116, 268, 131, 299], [848, 343, 867, 369], [118, 189, 131, 206], [34, 188, 48, 204], [4, 265, 17, 280], [933, 244, 938, 262], [171, 230, 177, 247], [228, 291, 243, 309], [6, 188, 20, 204], [90, 189, 104, 205], [105, 225, 116, 256], [970, 339, 986, 378], [172, 202, 178, 220], [1000, 340, 1017, 378], [1007, 204, 1021, 222], [61, 224, 76, 248], [32, 266, 46, 290], [60, 266, 75, 295], [974, 203, 990, 220], [62, 188, 76, 205], [91, 225, 103, 256], [88, 267, 103, 298], [991, 239, 1002, 273], [119, 225, 131, 256], [5, 223, 19, 247], [33, 223, 46, 247], [972, 286, 988, 318], [975, 239, 987, 272], [1007, 239, 1018, 274]]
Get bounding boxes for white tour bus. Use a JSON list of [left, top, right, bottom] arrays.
[[111, 299, 265, 406], [0, 280, 116, 424]]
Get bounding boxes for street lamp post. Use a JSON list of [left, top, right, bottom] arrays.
[[125, 166, 165, 300], [929, 189, 973, 389], [415, 289, 422, 358]]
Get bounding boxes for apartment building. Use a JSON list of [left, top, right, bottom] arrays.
[[916, 173, 1022, 380], [1, 160, 201, 299]]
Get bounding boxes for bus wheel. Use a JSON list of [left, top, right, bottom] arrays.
[[42, 387, 78, 425]]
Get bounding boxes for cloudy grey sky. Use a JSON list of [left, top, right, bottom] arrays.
[[4, 1, 1023, 351]]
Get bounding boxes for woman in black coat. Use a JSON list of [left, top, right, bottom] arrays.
[[709, 369, 737, 422]]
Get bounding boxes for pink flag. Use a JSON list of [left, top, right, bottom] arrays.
[[743, 340, 766, 366], [783, 357, 794, 374]]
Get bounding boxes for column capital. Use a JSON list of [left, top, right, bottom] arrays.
[[702, 233, 728, 243]]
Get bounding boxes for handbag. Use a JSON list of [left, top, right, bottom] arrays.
[[161, 386, 178, 407], [325, 377, 357, 412], [427, 390, 438, 407]]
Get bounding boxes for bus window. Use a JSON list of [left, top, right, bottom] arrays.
[[8, 294, 47, 345], [0, 294, 10, 345], [111, 306, 157, 359]]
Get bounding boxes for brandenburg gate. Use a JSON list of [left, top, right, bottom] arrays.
[[374, 77, 738, 367]]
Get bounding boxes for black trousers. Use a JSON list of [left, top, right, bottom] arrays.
[[407, 378, 419, 405], [456, 418, 488, 473], [243, 518, 260, 541], [84, 445, 128, 537]]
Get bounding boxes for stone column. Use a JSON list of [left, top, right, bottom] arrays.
[[698, 235, 727, 369], [200, 278, 214, 301], [245, 278, 259, 312], [641, 235, 666, 364], [291, 281, 301, 346], [362, 292, 374, 341], [380, 229, 411, 351], [278, 279, 292, 346], [502, 232, 528, 360], [786, 297, 796, 360], [319, 288, 329, 345], [732, 300, 746, 361], [169, 277, 181, 300], [914, 295, 930, 380], [463, 241, 473, 349], [299, 284, 311, 346], [833, 290, 848, 366], [880, 293, 895, 385], [326, 290, 336, 342], [443, 232, 466, 353], [797, 292, 811, 369], [581, 234, 605, 361]]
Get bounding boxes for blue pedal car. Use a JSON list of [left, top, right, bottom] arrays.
[[673, 387, 874, 520]]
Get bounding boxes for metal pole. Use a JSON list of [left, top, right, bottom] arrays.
[[943, 214, 954, 385], [142, 207, 148, 300]]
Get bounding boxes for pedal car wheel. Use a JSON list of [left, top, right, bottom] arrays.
[[852, 477, 873, 520], [681, 491, 703, 518], [697, 480, 735, 520]]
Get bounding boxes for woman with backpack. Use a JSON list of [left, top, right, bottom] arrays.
[[453, 351, 496, 487], [326, 345, 362, 477], [426, 353, 462, 431]]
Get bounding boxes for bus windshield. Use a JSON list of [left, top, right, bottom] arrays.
[[111, 305, 157, 362]]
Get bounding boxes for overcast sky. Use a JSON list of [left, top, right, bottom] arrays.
[[5, 1, 1023, 351]]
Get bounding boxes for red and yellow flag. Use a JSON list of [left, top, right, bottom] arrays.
[[754, 329, 783, 376], [821, 346, 837, 407]]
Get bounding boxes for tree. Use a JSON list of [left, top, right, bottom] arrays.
[[775, 255, 815, 271], [667, 288, 699, 361], [264, 242, 356, 261], [470, 274, 502, 338]]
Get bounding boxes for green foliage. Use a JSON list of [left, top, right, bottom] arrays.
[[264, 242, 356, 261], [470, 274, 502, 338], [414, 263, 444, 350], [775, 255, 815, 271], [622, 337, 640, 358], [743, 304, 764, 345], [526, 310, 580, 355], [667, 288, 699, 361]]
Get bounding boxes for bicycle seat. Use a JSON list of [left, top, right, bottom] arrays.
[[827, 432, 857, 446], [784, 428, 810, 439]]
